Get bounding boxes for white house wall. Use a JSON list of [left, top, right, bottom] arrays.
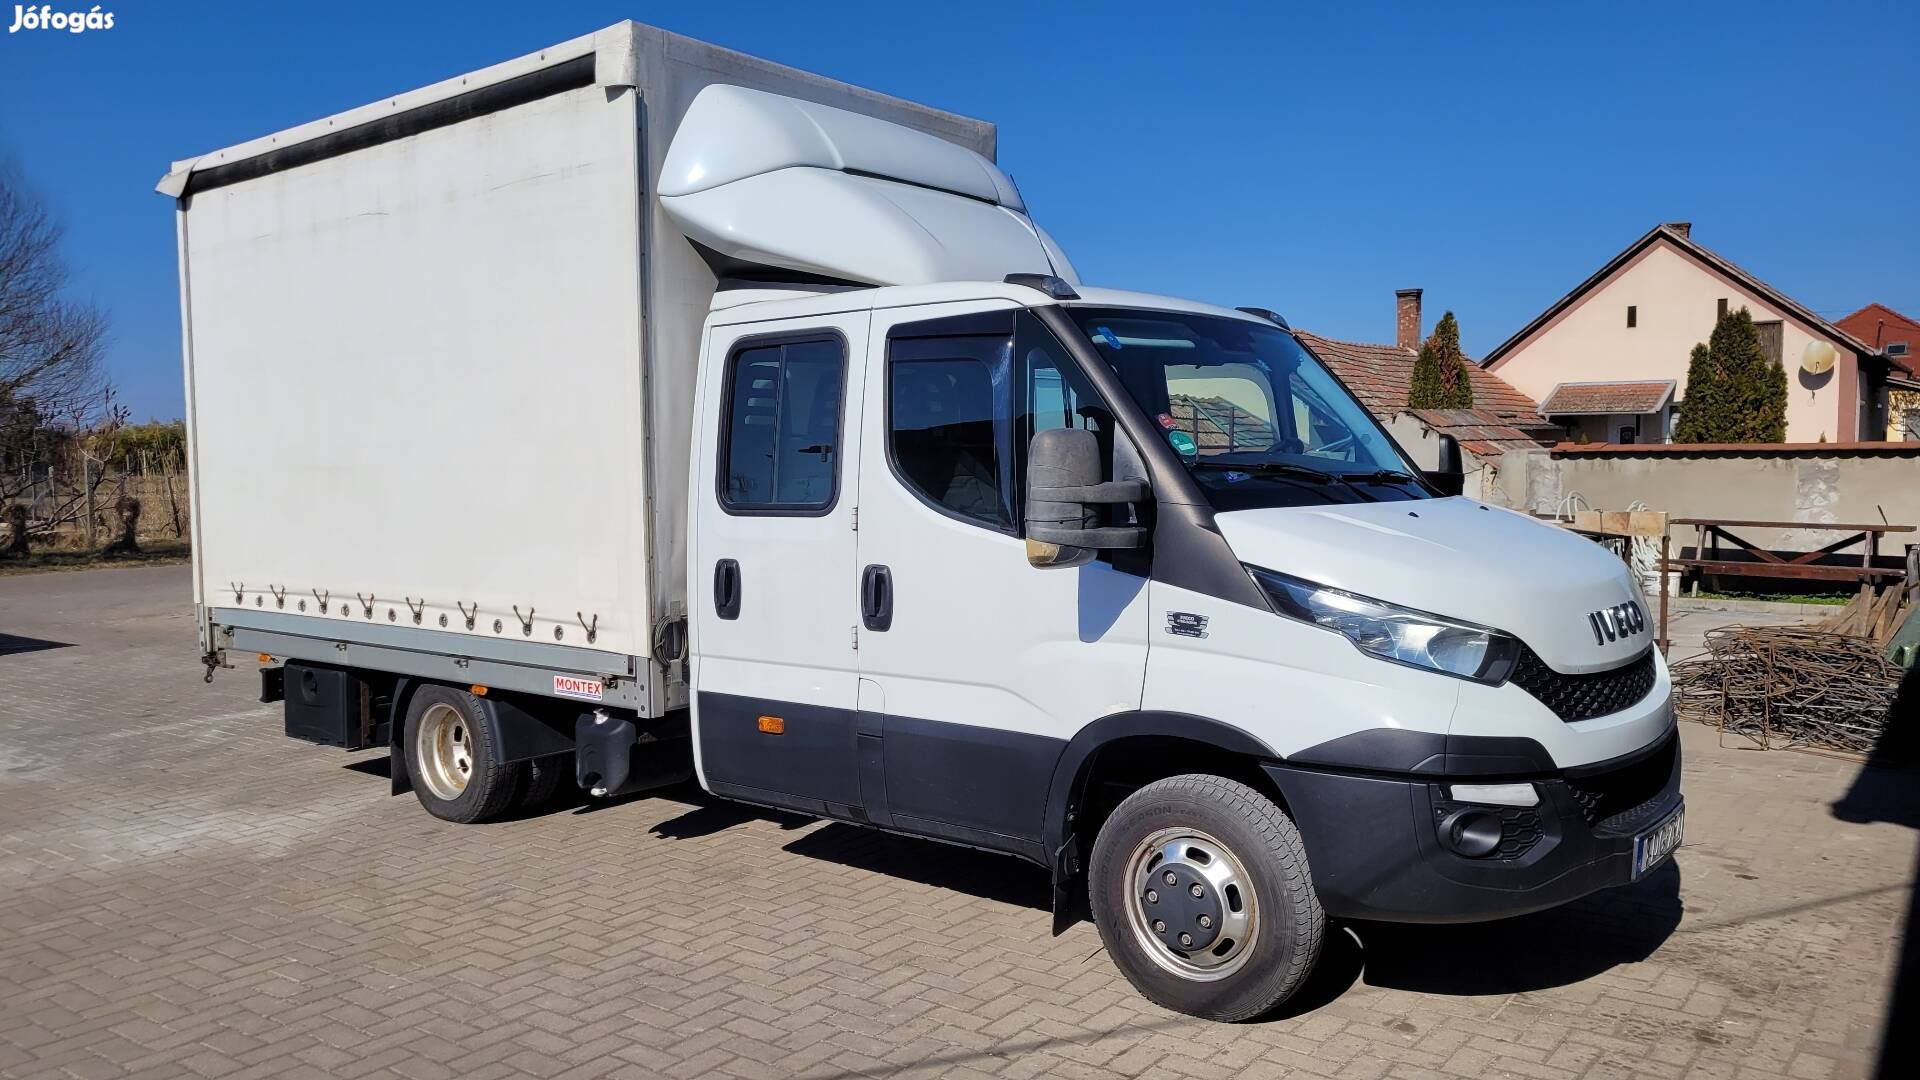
[[1490, 239, 1858, 442]]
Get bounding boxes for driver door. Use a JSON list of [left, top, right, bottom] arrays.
[[850, 302, 1152, 852]]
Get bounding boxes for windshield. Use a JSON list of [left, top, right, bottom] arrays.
[[1067, 308, 1427, 509]]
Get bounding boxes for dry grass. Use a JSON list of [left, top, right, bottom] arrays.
[[0, 540, 192, 577]]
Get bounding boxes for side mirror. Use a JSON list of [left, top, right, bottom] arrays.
[[1424, 433, 1466, 497], [1025, 428, 1149, 568]]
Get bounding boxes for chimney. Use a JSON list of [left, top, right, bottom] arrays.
[[1664, 221, 1691, 239], [1395, 289, 1423, 351]]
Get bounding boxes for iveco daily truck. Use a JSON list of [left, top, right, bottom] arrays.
[[161, 22, 1683, 1020]]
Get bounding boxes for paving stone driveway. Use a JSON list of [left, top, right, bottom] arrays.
[[1, 565, 1913, 1079]]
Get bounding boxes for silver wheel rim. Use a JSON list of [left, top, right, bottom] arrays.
[[416, 703, 475, 801], [1123, 827, 1259, 981]]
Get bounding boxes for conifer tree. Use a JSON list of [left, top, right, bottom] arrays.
[[1673, 308, 1787, 442], [1408, 311, 1474, 410]]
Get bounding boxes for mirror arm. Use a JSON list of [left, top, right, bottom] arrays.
[[1028, 524, 1149, 548], [1043, 480, 1148, 505]]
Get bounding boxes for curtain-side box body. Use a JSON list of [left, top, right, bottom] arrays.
[[166, 22, 995, 713]]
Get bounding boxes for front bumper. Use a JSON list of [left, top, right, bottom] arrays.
[[1263, 725, 1683, 923]]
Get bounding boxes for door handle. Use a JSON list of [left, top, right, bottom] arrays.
[[860, 564, 893, 632], [714, 558, 741, 620]]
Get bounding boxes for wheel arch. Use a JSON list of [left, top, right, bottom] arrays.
[[1043, 711, 1284, 925], [386, 678, 579, 796]]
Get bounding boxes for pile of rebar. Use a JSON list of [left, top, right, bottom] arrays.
[[1669, 626, 1902, 754]]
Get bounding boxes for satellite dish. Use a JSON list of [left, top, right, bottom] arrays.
[[1801, 340, 1837, 375]]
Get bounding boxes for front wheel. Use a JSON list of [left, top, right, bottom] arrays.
[[1088, 775, 1324, 1021]]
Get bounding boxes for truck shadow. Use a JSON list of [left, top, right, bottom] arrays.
[[1831, 662, 1919, 1080], [1338, 861, 1683, 997], [781, 822, 1054, 911], [643, 785, 816, 835], [342, 757, 1687, 1014], [0, 633, 73, 656], [773, 818, 1683, 1011]]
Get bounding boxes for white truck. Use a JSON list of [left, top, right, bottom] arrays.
[[161, 22, 1682, 1021]]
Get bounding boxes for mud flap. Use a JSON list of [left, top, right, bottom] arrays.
[[1050, 836, 1087, 935], [388, 677, 414, 797]]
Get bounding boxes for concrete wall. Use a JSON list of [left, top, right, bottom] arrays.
[[1489, 239, 1859, 442], [1382, 414, 1505, 501], [1384, 414, 1445, 470], [1496, 445, 1920, 556]]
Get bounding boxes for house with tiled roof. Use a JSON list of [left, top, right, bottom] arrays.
[[1484, 223, 1913, 443], [1837, 303, 1920, 440], [1294, 289, 1562, 467]]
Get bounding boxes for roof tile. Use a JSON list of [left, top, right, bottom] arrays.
[[1539, 380, 1675, 416], [1293, 331, 1553, 464], [1407, 408, 1556, 459]]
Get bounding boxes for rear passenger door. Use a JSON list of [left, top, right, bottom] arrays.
[[690, 315, 870, 816], [851, 302, 1152, 854]]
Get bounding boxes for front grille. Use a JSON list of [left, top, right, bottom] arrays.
[[1564, 734, 1678, 833], [1509, 646, 1656, 722]]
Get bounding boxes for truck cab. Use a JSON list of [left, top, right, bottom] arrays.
[[683, 275, 1681, 1019]]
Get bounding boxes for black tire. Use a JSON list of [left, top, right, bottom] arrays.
[[1088, 774, 1324, 1021], [401, 686, 521, 823], [518, 753, 570, 809]]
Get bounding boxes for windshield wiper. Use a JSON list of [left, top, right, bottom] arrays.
[[1340, 469, 1419, 486], [1188, 460, 1337, 484]]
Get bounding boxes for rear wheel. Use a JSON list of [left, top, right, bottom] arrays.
[[518, 753, 570, 809], [402, 686, 520, 823], [1088, 774, 1324, 1021]]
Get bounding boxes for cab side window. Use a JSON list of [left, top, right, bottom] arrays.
[[889, 335, 1014, 531], [717, 337, 844, 514], [1017, 313, 1114, 465], [887, 311, 1121, 536]]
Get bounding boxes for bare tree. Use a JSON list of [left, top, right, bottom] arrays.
[[2, 162, 108, 436], [0, 159, 111, 551]]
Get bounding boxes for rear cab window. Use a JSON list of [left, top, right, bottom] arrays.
[[717, 336, 846, 514]]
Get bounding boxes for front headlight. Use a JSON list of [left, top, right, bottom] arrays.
[[1248, 566, 1518, 684]]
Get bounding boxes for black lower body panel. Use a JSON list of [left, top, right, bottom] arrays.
[[878, 713, 1060, 844], [698, 691, 863, 811], [1264, 730, 1683, 923], [697, 692, 1063, 865]]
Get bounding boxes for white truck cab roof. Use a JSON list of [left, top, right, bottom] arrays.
[[660, 83, 1075, 288]]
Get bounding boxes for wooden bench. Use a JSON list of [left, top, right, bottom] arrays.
[[1666, 518, 1915, 586], [1650, 517, 1916, 653]]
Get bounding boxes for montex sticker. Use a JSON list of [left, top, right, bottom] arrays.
[[553, 674, 604, 702]]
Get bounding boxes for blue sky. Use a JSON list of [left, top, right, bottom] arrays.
[[2, 0, 1915, 421]]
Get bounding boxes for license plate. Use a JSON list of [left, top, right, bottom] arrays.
[[1633, 805, 1684, 879]]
